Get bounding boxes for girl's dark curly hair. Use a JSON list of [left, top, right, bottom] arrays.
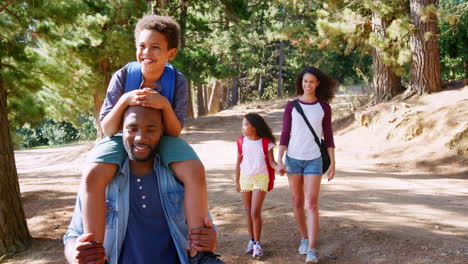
[[295, 67, 338, 103], [244, 113, 276, 145]]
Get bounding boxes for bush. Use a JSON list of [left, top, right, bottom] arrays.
[[77, 114, 97, 141], [16, 115, 97, 149]]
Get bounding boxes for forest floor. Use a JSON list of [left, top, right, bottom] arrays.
[[5, 86, 468, 264]]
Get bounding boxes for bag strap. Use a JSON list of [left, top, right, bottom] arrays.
[[292, 99, 322, 149], [124, 61, 176, 104], [236, 136, 244, 161], [261, 138, 269, 155]]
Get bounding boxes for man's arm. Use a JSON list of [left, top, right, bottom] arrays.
[[65, 233, 106, 264]]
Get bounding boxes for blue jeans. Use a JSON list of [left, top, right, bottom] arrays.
[[285, 155, 323, 175]]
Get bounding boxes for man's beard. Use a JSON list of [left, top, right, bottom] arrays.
[[124, 142, 157, 162]]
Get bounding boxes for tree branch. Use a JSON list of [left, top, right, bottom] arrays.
[[0, 0, 16, 14], [169, 0, 193, 16]]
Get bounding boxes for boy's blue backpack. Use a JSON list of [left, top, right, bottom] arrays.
[[124, 61, 176, 104]]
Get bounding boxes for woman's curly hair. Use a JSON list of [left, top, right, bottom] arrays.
[[295, 67, 338, 103]]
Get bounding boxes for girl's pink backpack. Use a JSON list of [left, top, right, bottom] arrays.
[[236, 136, 275, 191]]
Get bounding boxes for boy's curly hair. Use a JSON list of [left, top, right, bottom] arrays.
[[134, 15, 180, 50], [295, 67, 338, 103], [244, 113, 276, 145]]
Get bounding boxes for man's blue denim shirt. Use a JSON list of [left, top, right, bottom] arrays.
[[64, 155, 190, 264]]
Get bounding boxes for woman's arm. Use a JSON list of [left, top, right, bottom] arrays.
[[326, 147, 336, 181]]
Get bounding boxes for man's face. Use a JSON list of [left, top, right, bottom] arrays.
[[136, 29, 177, 75], [122, 106, 163, 162]]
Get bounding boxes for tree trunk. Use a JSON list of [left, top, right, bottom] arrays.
[[94, 58, 112, 138], [409, 0, 442, 94], [0, 66, 31, 256], [371, 9, 402, 103], [93, 91, 104, 138], [196, 84, 206, 117], [179, 0, 189, 49], [277, 10, 286, 98], [186, 80, 194, 118], [231, 77, 239, 106], [208, 80, 221, 114], [258, 48, 265, 96]]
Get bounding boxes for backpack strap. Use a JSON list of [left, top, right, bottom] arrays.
[[236, 136, 244, 163], [261, 138, 275, 192], [124, 61, 176, 104]]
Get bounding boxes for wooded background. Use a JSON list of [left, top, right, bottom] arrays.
[[0, 0, 466, 257]]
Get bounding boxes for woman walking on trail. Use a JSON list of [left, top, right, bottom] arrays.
[[276, 67, 337, 264], [235, 113, 278, 259]]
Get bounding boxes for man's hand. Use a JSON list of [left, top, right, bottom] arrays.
[[70, 233, 106, 264], [188, 217, 217, 252]]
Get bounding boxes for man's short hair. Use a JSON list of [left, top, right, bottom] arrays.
[[134, 15, 180, 50]]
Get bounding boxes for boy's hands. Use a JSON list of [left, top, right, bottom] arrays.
[[124, 88, 170, 110], [188, 217, 218, 252], [136, 87, 170, 110], [70, 233, 106, 264]]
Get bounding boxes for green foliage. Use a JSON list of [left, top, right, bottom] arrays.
[[438, 1, 467, 80], [15, 115, 96, 149]]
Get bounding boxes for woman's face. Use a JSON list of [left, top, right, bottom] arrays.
[[242, 118, 257, 137], [302, 73, 320, 95]]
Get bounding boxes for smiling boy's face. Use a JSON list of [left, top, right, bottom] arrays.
[[136, 29, 177, 76]]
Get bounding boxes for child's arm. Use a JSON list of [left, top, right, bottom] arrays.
[[135, 88, 182, 136], [101, 90, 141, 137], [268, 148, 278, 170], [235, 152, 241, 192]]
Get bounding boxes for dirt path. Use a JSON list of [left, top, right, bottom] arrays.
[[8, 99, 468, 264]]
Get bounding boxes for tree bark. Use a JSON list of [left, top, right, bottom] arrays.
[[409, 0, 442, 94], [196, 84, 206, 117], [231, 77, 239, 106], [0, 64, 32, 257], [94, 58, 112, 138], [277, 10, 286, 98], [179, 0, 189, 49], [186, 80, 194, 118], [93, 91, 104, 138], [371, 9, 402, 103], [208, 80, 221, 114]]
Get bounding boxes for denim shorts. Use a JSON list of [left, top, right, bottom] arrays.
[[285, 155, 323, 175]]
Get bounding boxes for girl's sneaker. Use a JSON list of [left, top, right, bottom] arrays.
[[305, 248, 318, 264], [252, 242, 263, 258], [298, 238, 309, 255], [245, 239, 254, 254]]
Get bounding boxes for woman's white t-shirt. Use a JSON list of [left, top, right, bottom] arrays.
[[239, 136, 274, 176]]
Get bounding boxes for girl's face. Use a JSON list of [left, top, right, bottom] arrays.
[[242, 118, 257, 137], [302, 73, 320, 95]]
